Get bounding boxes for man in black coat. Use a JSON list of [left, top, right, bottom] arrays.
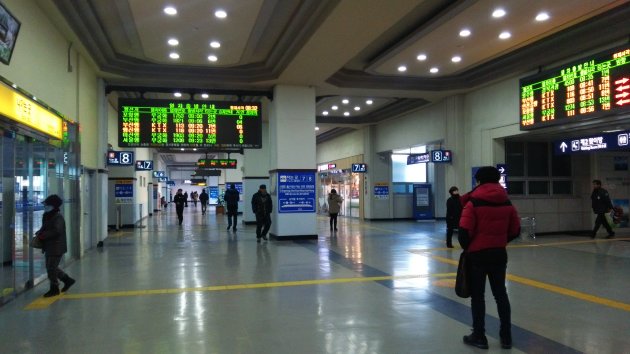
[[224, 184, 240, 231], [445, 186, 462, 248], [199, 189, 209, 215], [35, 195, 75, 297], [591, 179, 614, 238], [174, 189, 186, 225], [251, 184, 272, 242]]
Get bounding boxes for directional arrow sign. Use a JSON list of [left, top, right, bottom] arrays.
[[616, 85, 630, 92], [614, 77, 629, 85], [617, 99, 630, 106], [560, 142, 568, 152], [616, 92, 630, 99]]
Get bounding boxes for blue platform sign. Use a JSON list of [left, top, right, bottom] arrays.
[[554, 131, 630, 155], [114, 180, 134, 204], [278, 172, 316, 213]]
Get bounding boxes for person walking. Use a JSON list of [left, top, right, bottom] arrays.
[[458, 166, 521, 350], [35, 195, 75, 297], [192, 191, 198, 207], [327, 189, 343, 231], [591, 179, 615, 238], [183, 191, 189, 207], [251, 184, 272, 242], [224, 184, 240, 231], [173, 189, 186, 225], [199, 189, 209, 215], [445, 186, 462, 248]]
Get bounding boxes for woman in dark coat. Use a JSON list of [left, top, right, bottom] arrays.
[[35, 194, 75, 297], [445, 186, 462, 248]]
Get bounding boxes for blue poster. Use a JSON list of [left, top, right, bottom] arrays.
[[228, 182, 243, 197], [278, 172, 316, 213], [209, 186, 219, 204], [374, 185, 389, 200], [115, 183, 133, 198]]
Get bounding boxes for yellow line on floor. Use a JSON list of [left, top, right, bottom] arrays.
[[24, 273, 456, 309], [428, 254, 630, 312], [409, 237, 630, 253]]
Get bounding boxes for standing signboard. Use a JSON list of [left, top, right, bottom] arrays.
[[277, 172, 316, 213]]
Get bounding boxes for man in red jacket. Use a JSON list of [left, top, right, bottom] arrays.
[[458, 166, 520, 350]]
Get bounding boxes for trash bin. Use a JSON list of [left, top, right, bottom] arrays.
[[520, 217, 536, 240]]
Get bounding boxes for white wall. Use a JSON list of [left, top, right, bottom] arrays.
[[317, 129, 364, 163]]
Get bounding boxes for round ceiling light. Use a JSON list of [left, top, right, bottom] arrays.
[[492, 8, 506, 18], [536, 12, 550, 21], [169, 52, 180, 59], [499, 31, 511, 39], [164, 6, 177, 15], [207, 55, 218, 62], [459, 29, 471, 37], [210, 41, 221, 48], [215, 9, 227, 19], [398, 65, 407, 72], [167, 38, 179, 46]]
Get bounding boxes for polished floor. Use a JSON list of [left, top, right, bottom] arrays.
[[0, 206, 629, 354]]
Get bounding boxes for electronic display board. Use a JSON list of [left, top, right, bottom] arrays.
[[197, 159, 237, 169], [107, 151, 134, 166], [118, 99, 262, 148], [520, 45, 630, 130]]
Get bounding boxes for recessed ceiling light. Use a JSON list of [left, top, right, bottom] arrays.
[[167, 38, 179, 46], [417, 54, 427, 61], [451, 56, 462, 63], [210, 41, 221, 48], [344, 112, 350, 116], [459, 29, 471, 37], [323, 111, 329, 116], [215, 9, 227, 19], [331, 105, 338, 110], [536, 12, 550, 21], [492, 8, 506, 18], [430, 67, 439, 73], [499, 31, 511, 39], [164, 6, 177, 15], [398, 65, 407, 72], [174, 92, 182, 97], [201, 93, 209, 99], [315, 126, 320, 131], [180, 148, 185, 151], [193, 148, 197, 151], [207, 55, 218, 62], [366, 99, 373, 105], [354, 106, 360, 111], [169, 52, 180, 59], [342, 99, 349, 104]]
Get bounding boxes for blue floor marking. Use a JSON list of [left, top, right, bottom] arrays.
[[294, 240, 582, 354]]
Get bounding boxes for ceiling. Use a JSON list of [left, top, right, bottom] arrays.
[[46, 0, 630, 170]]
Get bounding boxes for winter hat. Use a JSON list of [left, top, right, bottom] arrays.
[[43, 194, 63, 208], [331, 189, 337, 194], [474, 166, 501, 184], [259, 184, 267, 189]]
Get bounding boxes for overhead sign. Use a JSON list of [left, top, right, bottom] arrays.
[[278, 172, 316, 213], [118, 99, 262, 148], [407, 153, 430, 165], [135, 160, 154, 170], [152, 171, 166, 178], [496, 164, 508, 190], [192, 169, 221, 176], [430, 150, 452, 163], [197, 158, 237, 169], [107, 151, 134, 166], [166, 180, 176, 186], [0, 82, 64, 139], [520, 45, 630, 130], [554, 131, 630, 155], [351, 163, 367, 173]]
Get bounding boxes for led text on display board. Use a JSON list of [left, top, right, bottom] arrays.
[[118, 99, 262, 148], [197, 159, 237, 169], [520, 45, 630, 130]]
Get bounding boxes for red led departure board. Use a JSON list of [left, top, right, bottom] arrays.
[[197, 159, 237, 169], [118, 99, 262, 148], [520, 45, 630, 130]]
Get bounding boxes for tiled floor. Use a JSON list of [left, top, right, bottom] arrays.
[[0, 206, 629, 353]]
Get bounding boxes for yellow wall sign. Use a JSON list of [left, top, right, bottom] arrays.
[[0, 83, 63, 139]]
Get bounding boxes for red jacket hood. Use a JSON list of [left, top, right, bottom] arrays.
[[470, 183, 509, 204]]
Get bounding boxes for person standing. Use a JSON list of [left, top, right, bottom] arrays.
[[183, 191, 189, 207], [224, 184, 240, 231], [327, 189, 343, 231], [35, 195, 75, 297], [458, 166, 521, 350], [199, 189, 209, 215], [445, 186, 462, 248], [591, 179, 614, 238], [174, 189, 186, 225], [251, 184, 272, 242]]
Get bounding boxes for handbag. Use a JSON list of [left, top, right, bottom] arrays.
[[455, 251, 471, 298], [30, 236, 43, 249]]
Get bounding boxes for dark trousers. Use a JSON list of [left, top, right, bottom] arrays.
[[446, 226, 456, 247], [45, 255, 67, 287], [256, 213, 271, 238], [227, 207, 238, 229], [201, 202, 207, 214], [329, 213, 338, 230], [176, 206, 184, 224], [593, 213, 613, 235], [468, 248, 511, 337]]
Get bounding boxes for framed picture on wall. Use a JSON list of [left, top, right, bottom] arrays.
[[0, 1, 21, 65]]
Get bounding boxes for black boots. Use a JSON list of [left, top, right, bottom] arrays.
[[43, 285, 60, 298], [463, 332, 489, 349], [61, 275, 76, 292]]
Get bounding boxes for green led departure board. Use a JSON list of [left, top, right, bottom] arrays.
[[197, 159, 237, 169], [118, 99, 262, 148], [520, 45, 630, 130]]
